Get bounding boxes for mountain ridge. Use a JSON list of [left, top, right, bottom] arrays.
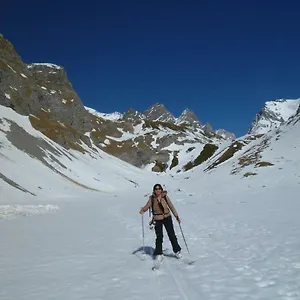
[[1, 34, 299, 176]]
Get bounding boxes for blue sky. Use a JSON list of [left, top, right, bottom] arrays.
[[2, 0, 300, 137]]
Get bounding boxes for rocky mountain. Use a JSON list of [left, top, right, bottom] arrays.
[[248, 99, 300, 134], [143, 103, 176, 123], [86, 105, 228, 172], [2, 91, 300, 198], [0, 34, 246, 175], [215, 129, 236, 141], [1, 33, 300, 200], [176, 108, 201, 126], [122, 108, 143, 122], [0, 38, 92, 133], [203, 122, 213, 135]]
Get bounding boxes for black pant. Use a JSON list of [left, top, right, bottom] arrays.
[[153, 215, 181, 255]]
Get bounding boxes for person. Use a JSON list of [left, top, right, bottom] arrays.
[[139, 183, 182, 262]]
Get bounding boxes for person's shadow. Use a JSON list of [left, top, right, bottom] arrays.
[[132, 246, 155, 260]]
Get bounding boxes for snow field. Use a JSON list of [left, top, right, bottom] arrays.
[[0, 176, 300, 299]]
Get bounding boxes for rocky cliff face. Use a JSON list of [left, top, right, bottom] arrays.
[[0, 37, 92, 133], [248, 99, 300, 134], [143, 103, 176, 123], [122, 108, 143, 121], [176, 108, 201, 126], [0, 34, 236, 173]]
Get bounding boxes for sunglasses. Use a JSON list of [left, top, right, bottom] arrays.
[[155, 187, 162, 190]]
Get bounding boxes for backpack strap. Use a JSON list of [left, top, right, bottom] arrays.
[[164, 195, 168, 204], [150, 194, 169, 218]]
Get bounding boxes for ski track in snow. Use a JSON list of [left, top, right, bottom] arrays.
[[108, 202, 200, 300], [184, 190, 300, 300], [0, 186, 300, 300], [109, 187, 300, 300]]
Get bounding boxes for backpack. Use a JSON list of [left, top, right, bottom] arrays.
[[148, 195, 170, 229], [148, 194, 169, 218]]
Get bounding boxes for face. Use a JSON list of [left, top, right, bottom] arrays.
[[154, 185, 162, 195]]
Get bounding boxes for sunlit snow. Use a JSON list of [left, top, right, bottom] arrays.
[[0, 104, 300, 300]]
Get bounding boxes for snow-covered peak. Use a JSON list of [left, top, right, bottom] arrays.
[[143, 103, 176, 123], [85, 106, 123, 121], [176, 108, 201, 125], [248, 98, 300, 134], [264, 99, 300, 120], [27, 63, 62, 70]]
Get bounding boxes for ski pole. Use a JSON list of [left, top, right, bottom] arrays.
[[142, 214, 145, 255], [179, 223, 191, 255]]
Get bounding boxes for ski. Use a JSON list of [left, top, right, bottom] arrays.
[[162, 249, 195, 266], [171, 255, 195, 266], [152, 257, 163, 270]]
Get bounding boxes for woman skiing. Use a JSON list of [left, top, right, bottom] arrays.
[[139, 184, 182, 262]]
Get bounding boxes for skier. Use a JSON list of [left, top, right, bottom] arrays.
[[139, 183, 182, 262]]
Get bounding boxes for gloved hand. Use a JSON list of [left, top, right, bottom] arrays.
[[149, 219, 155, 230]]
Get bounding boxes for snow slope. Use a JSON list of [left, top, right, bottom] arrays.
[[0, 106, 155, 201], [0, 105, 300, 300], [174, 106, 300, 187], [85, 106, 123, 121], [0, 173, 299, 300]]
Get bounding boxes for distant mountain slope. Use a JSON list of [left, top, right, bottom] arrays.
[[248, 99, 300, 134], [0, 106, 151, 198], [182, 104, 300, 180], [0, 35, 235, 173], [2, 33, 300, 183]]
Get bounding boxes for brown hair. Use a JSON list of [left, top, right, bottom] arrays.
[[153, 183, 163, 192]]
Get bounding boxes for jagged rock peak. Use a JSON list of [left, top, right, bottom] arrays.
[[143, 103, 176, 123], [26, 63, 71, 87], [0, 34, 92, 132], [297, 104, 300, 116], [123, 107, 144, 121], [0, 34, 23, 65], [203, 122, 213, 134], [248, 98, 300, 134], [176, 108, 201, 125]]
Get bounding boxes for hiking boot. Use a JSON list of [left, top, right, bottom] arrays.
[[175, 251, 182, 259]]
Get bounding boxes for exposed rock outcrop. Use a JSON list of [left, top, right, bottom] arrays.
[[176, 108, 201, 126]]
